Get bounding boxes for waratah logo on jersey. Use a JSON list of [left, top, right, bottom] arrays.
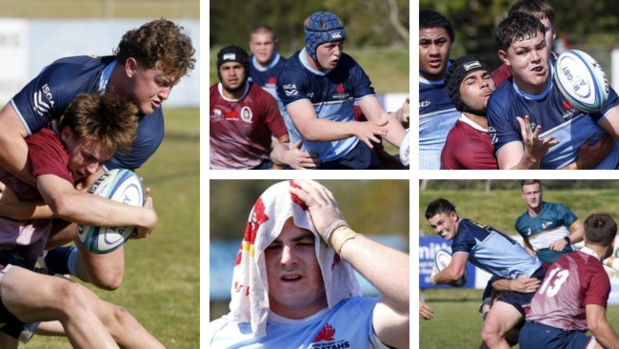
[[332, 84, 349, 100], [32, 83, 55, 117], [307, 323, 350, 348]]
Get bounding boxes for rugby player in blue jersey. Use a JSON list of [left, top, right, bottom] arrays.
[[248, 24, 287, 99], [276, 11, 406, 169], [426, 198, 545, 348], [419, 9, 460, 170], [488, 12, 619, 169], [0, 19, 195, 288]]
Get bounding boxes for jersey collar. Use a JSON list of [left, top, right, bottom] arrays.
[[99, 60, 117, 94]]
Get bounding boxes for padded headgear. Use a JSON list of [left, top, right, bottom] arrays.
[[216, 45, 249, 81], [446, 55, 491, 116], [304, 11, 346, 63]]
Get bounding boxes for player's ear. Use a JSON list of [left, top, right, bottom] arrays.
[[125, 57, 139, 78], [498, 50, 510, 66]]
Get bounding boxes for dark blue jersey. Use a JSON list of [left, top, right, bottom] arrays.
[[10, 55, 164, 170], [248, 52, 287, 99], [487, 63, 619, 169], [276, 49, 375, 162]]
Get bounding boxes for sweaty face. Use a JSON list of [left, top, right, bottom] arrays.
[[265, 218, 327, 319], [62, 128, 112, 180], [219, 61, 247, 93], [427, 211, 458, 241], [419, 27, 452, 81], [314, 41, 343, 70], [128, 62, 175, 115], [459, 70, 496, 113], [521, 183, 543, 211], [500, 29, 549, 94], [249, 32, 277, 67]]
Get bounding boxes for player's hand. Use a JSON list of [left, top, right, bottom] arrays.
[[419, 300, 435, 320], [518, 115, 559, 161], [574, 135, 614, 169], [289, 179, 346, 237], [284, 141, 321, 170], [393, 97, 410, 127], [509, 275, 541, 293], [133, 197, 158, 239], [549, 237, 569, 251], [354, 120, 389, 149]]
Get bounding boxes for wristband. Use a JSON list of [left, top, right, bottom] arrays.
[[329, 225, 357, 257], [321, 219, 348, 246], [563, 236, 571, 244]]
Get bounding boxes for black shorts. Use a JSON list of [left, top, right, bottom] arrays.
[[498, 267, 547, 316]]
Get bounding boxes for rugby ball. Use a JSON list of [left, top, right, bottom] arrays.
[[433, 248, 467, 288], [399, 128, 410, 167], [554, 49, 609, 113], [77, 169, 145, 254]]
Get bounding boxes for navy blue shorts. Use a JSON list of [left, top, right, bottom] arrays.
[[519, 321, 594, 349], [319, 141, 380, 169], [0, 252, 35, 339], [498, 267, 547, 316]]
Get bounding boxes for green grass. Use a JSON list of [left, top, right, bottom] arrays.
[[0, 0, 199, 19], [26, 108, 199, 348], [209, 47, 409, 94], [420, 288, 619, 349]]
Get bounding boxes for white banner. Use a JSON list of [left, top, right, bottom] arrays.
[[0, 19, 29, 105]]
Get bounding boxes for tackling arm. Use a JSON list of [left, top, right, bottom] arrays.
[[357, 96, 405, 148], [586, 303, 619, 348]]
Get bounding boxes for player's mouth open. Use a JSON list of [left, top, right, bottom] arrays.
[[440, 230, 448, 238], [281, 275, 301, 282]]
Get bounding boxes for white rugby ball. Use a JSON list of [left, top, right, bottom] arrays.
[[77, 169, 144, 254], [399, 128, 410, 167], [433, 248, 467, 288], [554, 49, 609, 113]]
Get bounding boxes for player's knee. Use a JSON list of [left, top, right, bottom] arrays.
[[57, 281, 90, 311], [90, 270, 124, 291]]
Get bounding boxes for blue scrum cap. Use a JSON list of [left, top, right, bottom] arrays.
[[304, 11, 346, 62]]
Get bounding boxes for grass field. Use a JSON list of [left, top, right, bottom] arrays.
[[25, 108, 199, 348], [418, 184, 619, 348]]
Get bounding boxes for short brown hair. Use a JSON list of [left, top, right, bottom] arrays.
[[520, 179, 541, 188], [115, 18, 196, 85], [584, 213, 617, 246], [59, 93, 139, 158], [509, 0, 556, 24]]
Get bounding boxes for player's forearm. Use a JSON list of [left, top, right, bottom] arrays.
[[382, 114, 405, 148], [339, 232, 409, 312], [0, 199, 55, 220], [297, 119, 358, 142], [590, 321, 619, 349]]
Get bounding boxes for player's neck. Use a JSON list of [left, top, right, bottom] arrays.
[[528, 202, 544, 217], [463, 113, 488, 129]]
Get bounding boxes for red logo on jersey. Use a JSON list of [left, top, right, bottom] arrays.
[[268, 76, 277, 85], [336, 84, 345, 93], [224, 110, 240, 120], [312, 323, 336, 342], [562, 99, 573, 110]]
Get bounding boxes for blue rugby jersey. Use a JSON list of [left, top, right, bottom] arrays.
[[248, 52, 287, 99], [487, 63, 619, 169], [452, 219, 541, 280], [419, 76, 459, 170], [276, 49, 375, 162], [10, 55, 164, 170]]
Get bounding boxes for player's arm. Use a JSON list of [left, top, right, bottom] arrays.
[[286, 99, 388, 147], [597, 104, 619, 140], [551, 220, 585, 251], [0, 103, 34, 185], [586, 303, 619, 348], [35, 174, 157, 238], [289, 180, 409, 349], [357, 96, 405, 148], [491, 275, 541, 293], [430, 252, 467, 285]]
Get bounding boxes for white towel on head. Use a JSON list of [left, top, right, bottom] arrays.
[[227, 180, 361, 338]]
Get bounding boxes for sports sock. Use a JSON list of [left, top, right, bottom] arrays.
[[44, 246, 79, 276]]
